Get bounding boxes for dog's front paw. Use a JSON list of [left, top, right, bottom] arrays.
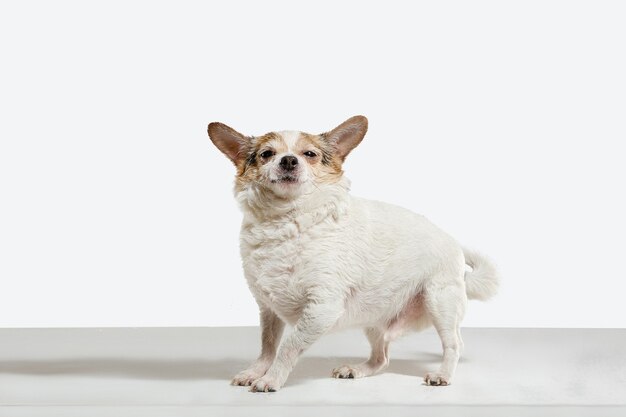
[[332, 365, 362, 379], [249, 375, 281, 392], [231, 369, 265, 386], [424, 372, 451, 386]]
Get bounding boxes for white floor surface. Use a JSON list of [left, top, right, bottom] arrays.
[[0, 327, 624, 416]]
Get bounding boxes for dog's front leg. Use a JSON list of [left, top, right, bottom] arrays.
[[232, 307, 285, 386], [250, 301, 343, 392]]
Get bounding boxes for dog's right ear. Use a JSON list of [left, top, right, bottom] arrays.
[[207, 122, 249, 165]]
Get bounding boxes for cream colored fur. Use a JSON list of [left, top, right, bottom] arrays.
[[208, 116, 500, 392]]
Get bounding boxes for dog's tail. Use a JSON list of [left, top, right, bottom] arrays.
[[463, 247, 500, 301]]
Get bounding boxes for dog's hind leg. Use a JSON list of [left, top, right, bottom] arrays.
[[332, 327, 390, 379], [423, 280, 467, 386]]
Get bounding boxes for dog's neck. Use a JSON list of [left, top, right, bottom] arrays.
[[236, 176, 351, 225]]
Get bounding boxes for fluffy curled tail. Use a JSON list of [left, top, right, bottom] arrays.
[[463, 247, 500, 301]]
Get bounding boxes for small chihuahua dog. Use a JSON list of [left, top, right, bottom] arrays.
[[208, 116, 499, 392]]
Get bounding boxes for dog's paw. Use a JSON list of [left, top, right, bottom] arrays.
[[332, 365, 362, 379], [231, 369, 264, 386], [249, 375, 281, 392], [424, 372, 451, 386]]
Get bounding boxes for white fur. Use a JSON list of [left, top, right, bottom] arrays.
[[225, 129, 500, 392], [277, 130, 301, 149]]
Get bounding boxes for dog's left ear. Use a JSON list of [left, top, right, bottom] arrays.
[[207, 122, 249, 165], [323, 115, 368, 161]]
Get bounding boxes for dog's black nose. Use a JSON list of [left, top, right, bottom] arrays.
[[279, 155, 298, 171]]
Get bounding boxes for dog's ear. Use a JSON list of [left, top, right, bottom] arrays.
[[207, 122, 249, 165], [323, 115, 368, 161]]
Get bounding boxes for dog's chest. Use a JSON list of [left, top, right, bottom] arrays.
[[239, 218, 330, 322]]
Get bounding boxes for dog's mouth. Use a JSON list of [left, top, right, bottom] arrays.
[[271, 175, 299, 184]]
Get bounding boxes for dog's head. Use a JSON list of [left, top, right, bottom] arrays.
[[207, 116, 368, 198]]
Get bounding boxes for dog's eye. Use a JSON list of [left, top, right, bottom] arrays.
[[260, 150, 275, 159], [303, 151, 317, 158]]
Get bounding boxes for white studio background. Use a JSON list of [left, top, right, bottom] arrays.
[[1, 1, 625, 328]]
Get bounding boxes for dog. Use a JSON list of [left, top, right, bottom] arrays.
[[208, 116, 499, 392]]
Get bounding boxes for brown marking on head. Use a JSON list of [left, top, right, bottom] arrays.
[[296, 132, 344, 184], [234, 131, 283, 192], [297, 115, 369, 184]]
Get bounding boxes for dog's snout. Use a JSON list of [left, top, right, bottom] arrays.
[[279, 155, 298, 171]]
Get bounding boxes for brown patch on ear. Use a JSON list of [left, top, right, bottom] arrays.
[[323, 115, 368, 161], [207, 122, 249, 165]]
